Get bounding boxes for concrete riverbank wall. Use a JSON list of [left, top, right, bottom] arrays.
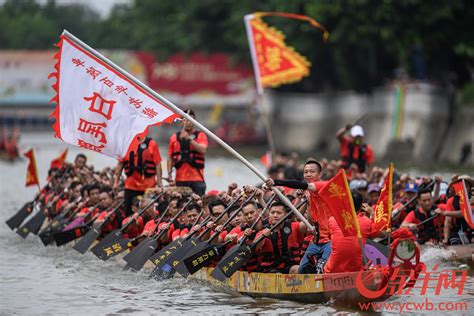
[[262, 83, 473, 165]]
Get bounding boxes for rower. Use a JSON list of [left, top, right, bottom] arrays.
[[75, 184, 101, 218], [401, 188, 440, 244], [265, 158, 331, 274], [392, 182, 419, 228], [175, 203, 202, 240], [94, 189, 125, 235], [254, 201, 307, 274], [121, 196, 147, 239], [436, 175, 473, 245]]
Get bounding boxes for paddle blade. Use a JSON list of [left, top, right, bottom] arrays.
[[39, 228, 55, 246], [90, 230, 130, 260], [5, 202, 32, 230], [211, 244, 254, 281], [53, 225, 89, 246], [150, 238, 201, 280], [172, 241, 210, 277], [73, 227, 102, 254], [123, 239, 158, 271], [16, 210, 47, 239], [182, 243, 222, 275], [122, 236, 148, 263], [39, 218, 66, 246]]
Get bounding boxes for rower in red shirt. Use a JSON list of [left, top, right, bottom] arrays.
[[401, 188, 440, 244], [95, 190, 125, 235], [254, 201, 307, 273]]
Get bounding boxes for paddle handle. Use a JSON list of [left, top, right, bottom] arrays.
[[253, 198, 307, 245], [152, 200, 190, 241], [237, 193, 277, 246], [150, 197, 193, 236], [197, 192, 243, 239], [97, 200, 125, 229], [184, 215, 212, 241], [207, 190, 257, 244], [121, 193, 163, 231], [416, 213, 439, 227]]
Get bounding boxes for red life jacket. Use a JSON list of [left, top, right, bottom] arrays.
[[257, 221, 301, 273], [171, 131, 205, 170], [413, 206, 439, 244], [342, 142, 368, 172], [124, 137, 157, 178]]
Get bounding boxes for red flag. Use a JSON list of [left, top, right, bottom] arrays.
[[49, 33, 179, 159], [372, 163, 394, 232], [244, 12, 328, 94], [452, 180, 474, 229], [319, 169, 362, 237], [50, 148, 68, 170], [24, 149, 39, 188], [260, 151, 272, 167]]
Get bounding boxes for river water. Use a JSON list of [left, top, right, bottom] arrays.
[[1, 133, 472, 315]]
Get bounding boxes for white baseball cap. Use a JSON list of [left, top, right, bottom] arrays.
[[350, 125, 364, 137]]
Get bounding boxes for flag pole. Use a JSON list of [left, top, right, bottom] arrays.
[[61, 30, 313, 230], [244, 15, 276, 157]]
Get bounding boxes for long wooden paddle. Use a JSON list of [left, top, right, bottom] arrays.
[[123, 199, 192, 271], [73, 200, 125, 254], [122, 200, 177, 263], [16, 204, 47, 239], [210, 201, 305, 281], [95, 198, 173, 260], [90, 194, 162, 260], [121, 202, 175, 262], [39, 196, 84, 246], [122, 199, 193, 264], [209, 194, 277, 271], [173, 190, 257, 277], [52, 202, 101, 246], [181, 193, 276, 276], [149, 193, 243, 280], [6, 200, 36, 230], [17, 170, 73, 238]]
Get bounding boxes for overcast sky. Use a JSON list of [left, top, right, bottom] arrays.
[[0, 0, 131, 18]]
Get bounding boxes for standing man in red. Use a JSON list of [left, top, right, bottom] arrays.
[[113, 135, 163, 217], [336, 124, 374, 173], [168, 109, 208, 196]]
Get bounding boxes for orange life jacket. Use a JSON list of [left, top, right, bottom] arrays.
[[124, 137, 157, 178], [171, 131, 205, 170]]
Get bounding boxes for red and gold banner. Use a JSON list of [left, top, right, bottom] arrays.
[[244, 12, 328, 93], [373, 163, 394, 232], [50, 148, 68, 170], [319, 169, 361, 237], [452, 180, 474, 229], [24, 149, 39, 187]]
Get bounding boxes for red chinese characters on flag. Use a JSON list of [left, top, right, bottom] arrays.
[[319, 169, 362, 237], [49, 34, 179, 159], [373, 163, 394, 232], [452, 180, 474, 229]]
